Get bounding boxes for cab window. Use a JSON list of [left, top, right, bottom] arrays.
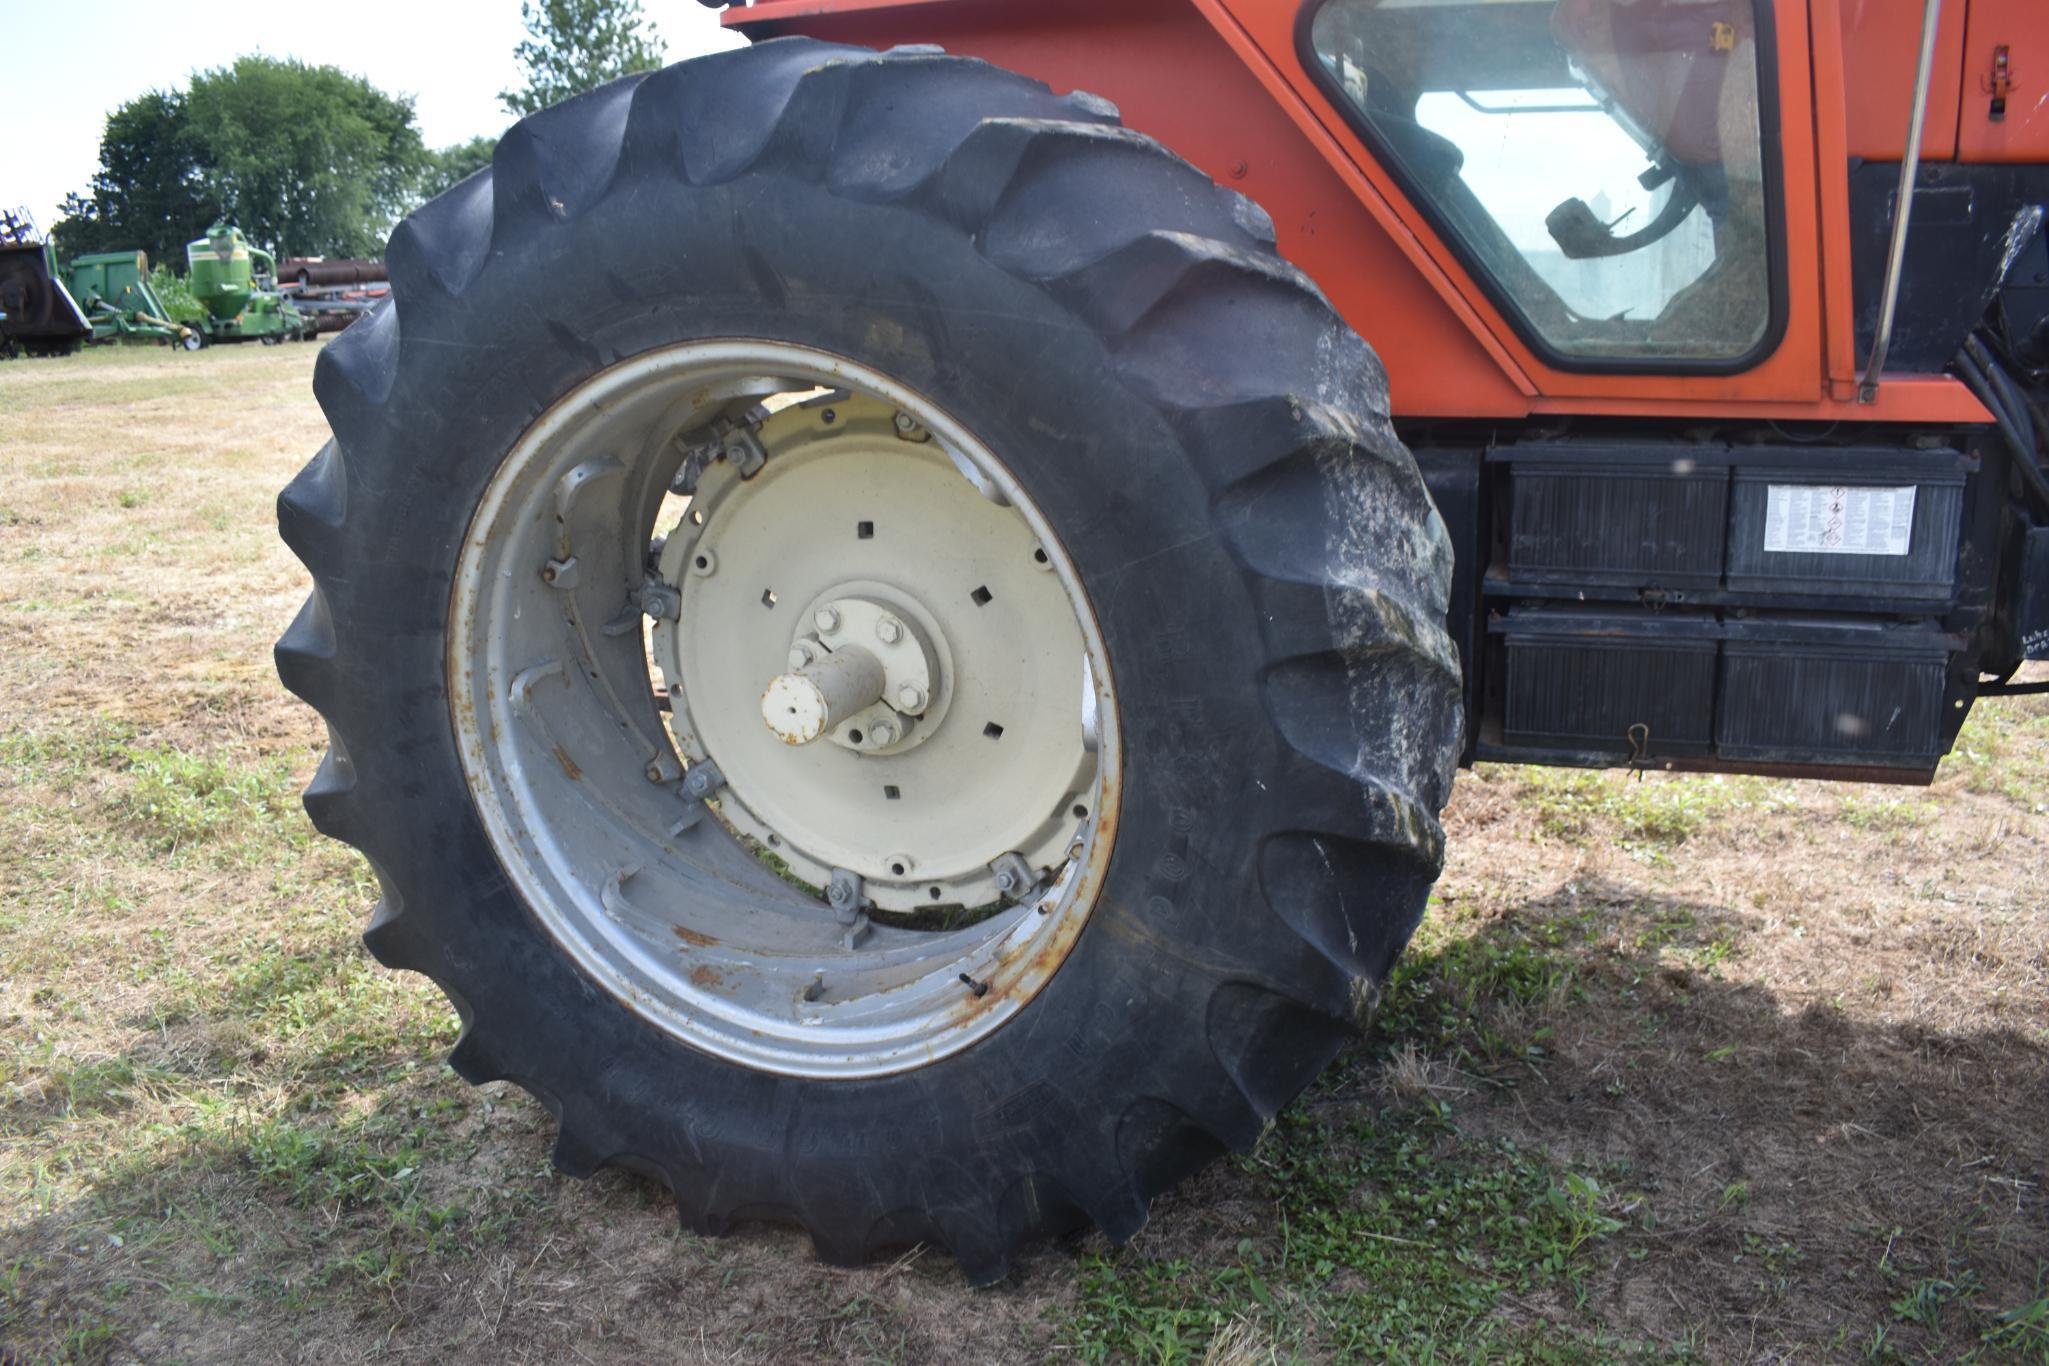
[[1308, 0, 1773, 365]]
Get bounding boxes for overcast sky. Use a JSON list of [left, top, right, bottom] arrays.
[[2, 1, 747, 235]]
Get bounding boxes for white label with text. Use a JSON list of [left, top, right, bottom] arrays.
[[1762, 484, 1915, 556]]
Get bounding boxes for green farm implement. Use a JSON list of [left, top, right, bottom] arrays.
[[185, 222, 310, 346], [5, 211, 318, 357], [67, 250, 199, 349]]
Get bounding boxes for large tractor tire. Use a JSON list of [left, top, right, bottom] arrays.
[[276, 38, 1462, 1281]]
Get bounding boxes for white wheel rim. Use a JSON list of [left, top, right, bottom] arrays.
[[448, 342, 1121, 1078]]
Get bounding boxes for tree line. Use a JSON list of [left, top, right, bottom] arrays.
[[54, 0, 665, 269]]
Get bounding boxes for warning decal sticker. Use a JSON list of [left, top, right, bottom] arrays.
[[1761, 485, 1916, 557]]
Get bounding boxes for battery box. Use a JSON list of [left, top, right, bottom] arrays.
[[1484, 442, 1973, 773], [1498, 612, 1954, 768], [1494, 442, 1972, 606]]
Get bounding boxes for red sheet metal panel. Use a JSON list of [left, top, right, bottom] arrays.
[[1957, 0, 2049, 162], [1838, 0, 1967, 161]]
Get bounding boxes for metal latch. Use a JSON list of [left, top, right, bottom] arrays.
[[1985, 44, 2013, 122]]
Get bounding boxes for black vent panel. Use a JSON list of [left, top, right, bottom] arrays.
[[1506, 448, 1728, 590]]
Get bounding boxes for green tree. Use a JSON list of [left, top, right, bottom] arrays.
[[501, 0, 666, 116], [57, 60, 426, 267], [49, 90, 220, 268], [419, 135, 499, 202], [184, 56, 426, 258]]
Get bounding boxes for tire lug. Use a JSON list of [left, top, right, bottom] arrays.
[[989, 851, 1034, 899], [670, 761, 725, 833], [826, 868, 865, 920], [681, 762, 724, 800], [640, 577, 680, 622], [827, 866, 871, 951], [721, 427, 766, 476]]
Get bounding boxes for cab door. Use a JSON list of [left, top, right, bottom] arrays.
[[1213, 0, 1836, 412]]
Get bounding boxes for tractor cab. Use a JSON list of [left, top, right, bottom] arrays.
[[1307, 0, 1772, 365]]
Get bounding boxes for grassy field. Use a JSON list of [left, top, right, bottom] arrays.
[[2, 344, 2046, 1363]]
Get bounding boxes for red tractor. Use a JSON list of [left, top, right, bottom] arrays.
[[276, 0, 2049, 1278]]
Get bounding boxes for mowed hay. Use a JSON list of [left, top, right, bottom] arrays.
[[2, 344, 2046, 1362], [0, 344, 327, 753]]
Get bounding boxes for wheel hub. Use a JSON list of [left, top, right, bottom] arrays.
[[656, 393, 1096, 914], [763, 591, 946, 755]]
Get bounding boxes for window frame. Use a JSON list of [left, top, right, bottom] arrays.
[[1294, 0, 1791, 376]]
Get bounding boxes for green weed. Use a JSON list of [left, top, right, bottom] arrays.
[[1064, 1105, 1631, 1361], [1837, 796, 1938, 832], [1511, 768, 1790, 854], [1891, 1270, 1982, 1331], [113, 741, 303, 859], [1373, 913, 1575, 1070], [1943, 695, 2049, 810], [1981, 1282, 2049, 1356]]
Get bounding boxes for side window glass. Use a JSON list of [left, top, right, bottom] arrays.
[[1309, 0, 1772, 364]]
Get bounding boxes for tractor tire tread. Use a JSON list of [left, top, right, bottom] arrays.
[[277, 38, 1461, 1283]]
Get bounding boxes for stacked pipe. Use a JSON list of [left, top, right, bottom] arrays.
[[280, 258, 389, 288]]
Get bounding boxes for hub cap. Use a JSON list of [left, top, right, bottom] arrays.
[[448, 344, 1120, 1078], [662, 394, 1096, 913]]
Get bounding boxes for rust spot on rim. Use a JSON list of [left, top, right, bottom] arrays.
[[672, 925, 717, 948], [939, 748, 1122, 1027], [552, 745, 581, 781]]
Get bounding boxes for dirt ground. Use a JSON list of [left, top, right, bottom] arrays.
[[1, 344, 2045, 1363]]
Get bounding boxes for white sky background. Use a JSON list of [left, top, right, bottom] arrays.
[[1, 1, 748, 235]]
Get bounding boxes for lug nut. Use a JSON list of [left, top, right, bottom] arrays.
[[788, 640, 816, 670], [681, 762, 723, 799], [814, 606, 841, 634], [875, 616, 903, 645], [893, 411, 917, 433], [995, 867, 1019, 893], [869, 720, 898, 746], [896, 684, 926, 711]]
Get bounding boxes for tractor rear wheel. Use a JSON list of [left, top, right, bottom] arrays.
[[276, 39, 1462, 1280]]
